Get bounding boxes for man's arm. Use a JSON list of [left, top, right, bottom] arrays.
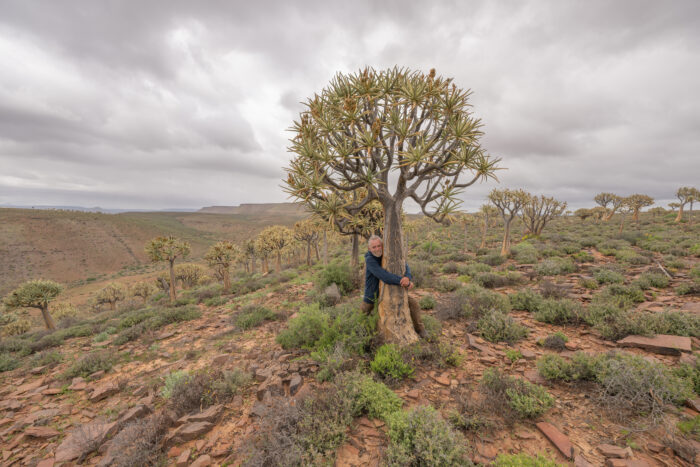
[[404, 263, 412, 281], [366, 255, 403, 285]]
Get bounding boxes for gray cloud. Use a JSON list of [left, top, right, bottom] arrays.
[[0, 0, 698, 210]]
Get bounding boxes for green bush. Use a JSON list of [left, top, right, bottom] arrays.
[[579, 277, 599, 289], [602, 284, 646, 303], [404, 341, 463, 368], [63, 351, 113, 379], [317, 262, 356, 295], [537, 353, 603, 382], [481, 368, 554, 419], [475, 271, 523, 289], [511, 242, 539, 264], [633, 272, 669, 290], [676, 282, 700, 296], [534, 258, 575, 276], [459, 262, 492, 277], [0, 353, 20, 372], [309, 303, 377, 357], [277, 303, 329, 350], [341, 372, 404, 421], [233, 304, 277, 330], [161, 370, 189, 398], [371, 344, 414, 380], [540, 332, 568, 350], [494, 453, 563, 467], [534, 298, 582, 324], [435, 277, 461, 292], [478, 311, 528, 344], [537, 354, 572, 381], [421, 314, 442, 342], [573, 251, 594, 263], [593, 268, 625, 285], [477, 252, 506, 266], [677, 415, 700, 438], [418, 295, 436, 310], [386, 406, 471, 467], [509, 289, 544, 312]]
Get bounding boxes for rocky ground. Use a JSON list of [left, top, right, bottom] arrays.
[[1, 246, 699, 466]]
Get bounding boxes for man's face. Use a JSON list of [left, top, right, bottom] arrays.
[[369, 239, 383, 258]]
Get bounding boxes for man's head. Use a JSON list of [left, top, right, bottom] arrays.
[[368, 235, 383, 258]]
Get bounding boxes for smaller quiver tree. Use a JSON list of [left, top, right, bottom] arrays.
[[574, 208, 593, 221], [488, 188, 530, 256], [257, 225, 294, 273], [95, 283, 125, 311], [626, 194, 654, 223], [4, 279, 62, 330], [244, 239, 257, 273], [204, 241, 240, 291], [477, 204, 499, 249], [594, 192, 623, 221], [132, 281, 156, 303], [617, 199, 635, 234], [293, 218, 321, 266], [145, 236, 190, 303], [519, 195, 567, 236], [175, 263, 208, 288], [674, 187, 694, 223]]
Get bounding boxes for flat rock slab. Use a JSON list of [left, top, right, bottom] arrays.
[[177, 404, 223, 425], [605, 460, 651, 467], [89, 382, 120, 402], [617, 335, 691, 355], [165, 421, 214, 445], [598, 444, 630, 458], [117, 404, 152, 425], [24, 426, 60, 438], [536, 422, 574, 459], [466, 334, 495, 356]]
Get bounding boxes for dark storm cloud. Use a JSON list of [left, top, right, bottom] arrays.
[[0, 0, 698, 210]]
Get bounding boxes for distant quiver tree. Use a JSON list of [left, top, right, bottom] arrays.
[[284, 67, 500, 345], [4, 279, 62, 330], [204, 241, 240, 291], [145, 236, 190, 303], [488, 188, 530, 256], [519, 194, 567, 236]]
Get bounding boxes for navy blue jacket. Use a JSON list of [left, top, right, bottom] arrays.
[[363, 251, 412, 304]]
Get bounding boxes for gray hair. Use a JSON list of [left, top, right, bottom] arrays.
[[368, 234, 382, 245]]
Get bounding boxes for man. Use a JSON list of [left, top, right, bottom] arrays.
[[361, 235, 426, 338]]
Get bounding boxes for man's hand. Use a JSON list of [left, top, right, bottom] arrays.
[[400, 276, 410, 287]]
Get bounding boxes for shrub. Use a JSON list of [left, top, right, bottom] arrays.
[[317, 262, 356, 295], [63, 351, 113, 379], [435, 277, 461, 293], [340, 372, 403, 421], [573, 251, 594, 263], [509, 289, 544, 312], [579, 277, 599, 289], [233, 305, 278, 330], [602, 284, 646, 303], [404, 341, 463, 368], [505, 349, 522, 363], [538, 280, 569, 299], [540, 332, 568, 350], [475, 271, 523, 289], [161, 370, 188, 399], [0, 353, 20, 372], [478, 311, 528, 344], [421, 314, 442, 342], [459, 262, 492, 277], [511, 242, 539, 264], [534, 298, 582, 324], [385, 406, 471, 467], [534, 258, 575, 276], [481, 368, 554, 420], [276, 303, 329, 350], [31, 350, 64, 368], [408, 261, 432, 288], [442, 262, 459, 274], [593, 268, 625, 285], [676, 282, 700, 296], [596, 352, 693, 421], [371, 344, 414, 380], [494, 453, 563, 467], [478, 252, 506, 266], [105, 415, 168, 467], [418, 295, 436, 310], [677, 415, 700, 438], [1, 317, 32, 336]]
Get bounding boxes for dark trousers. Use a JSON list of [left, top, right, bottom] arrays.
[[361, 296, 425, 335]]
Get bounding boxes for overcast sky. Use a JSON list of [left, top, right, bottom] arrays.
[[0, 0, 698, 212]]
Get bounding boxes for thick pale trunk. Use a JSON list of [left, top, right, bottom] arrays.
[[675, 205, 684, 222], [262, 258, 269, 274], [110, 301, 116, 311], [168, 259, 177, 302], [377, 202, 418, 346], [41, 305, 56, 331], [500, 221, 512, 256], [632, 209, 640, 223], [223, 268, 230, 291]]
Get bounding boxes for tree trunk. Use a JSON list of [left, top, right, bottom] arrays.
[[350, 233, 359, 271], [632, 208, 640, 223], [500, 220, 512, 257], [223, 268, 230, 292], [323, 231, 328, 265], [314, 240, 320, 261], [480, 221, 487, 249], [675, 205, 684, 223], [262, 258, 269, 274], [619, 218, 625, 235], [168, 259, 177, 302], [40, 305, 56, 331], [250, 257, 256, 274], [306, 243, 311, 266], [377, 202, 418, 346], [110, 301, 116, 311], [276, 251, 282, 272]]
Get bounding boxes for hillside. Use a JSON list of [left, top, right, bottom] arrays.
[[0, 206, 307, 295], [199, 203, 308, 215]]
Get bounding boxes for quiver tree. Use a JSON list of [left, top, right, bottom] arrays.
[[145, 236, 190, 303], [132, 281, 156, 303], [594, 192, 623, 221], [256, 225, 294, 273], [574, 208, 593, 221], [244, 239, 257, 273], [617, 199, 634, 234], [294, 218, 321, 266], [477, 204, 499, 249], [648, 206, 666, 218], [284, 67, 499, 345], [204, 241, 241, 291], [624, 194, 654, 223], [4, 279, 62, 330], [175, 263, 207, 288], [519, 195, 567, 236], [488, 189, 530, 256], [95, 283, 125, 311], [454, 212, 478, 253], [674, 186, 699, 223]]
